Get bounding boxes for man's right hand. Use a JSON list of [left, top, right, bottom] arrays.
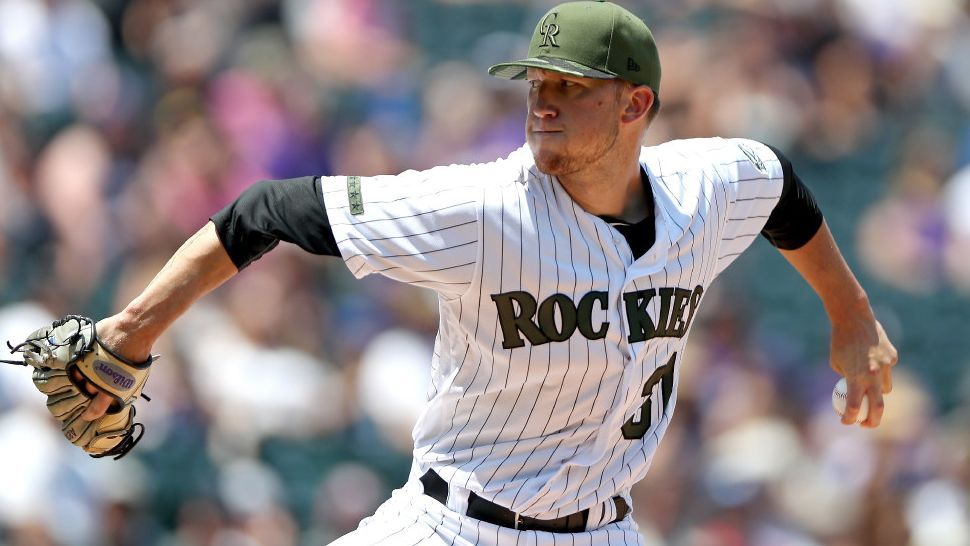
[[78, 370, 119, 421], [79, 313, 155, 421]]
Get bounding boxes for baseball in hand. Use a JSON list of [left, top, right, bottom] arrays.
[[831, 377, 868, 422]]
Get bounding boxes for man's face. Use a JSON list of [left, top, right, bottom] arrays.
[[525, 68, 626, 177]]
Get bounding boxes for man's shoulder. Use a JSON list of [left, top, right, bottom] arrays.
[[419, 144, 535, 187], [640, 137, 778, 176], [642, 136, 752, 160]]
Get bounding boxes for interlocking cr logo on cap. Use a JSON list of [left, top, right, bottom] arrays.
[[539, 12, 560, 48]]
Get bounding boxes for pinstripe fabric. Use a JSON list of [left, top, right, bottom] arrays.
[[323, 138, 784, 544], [330, 479, 645, 546]]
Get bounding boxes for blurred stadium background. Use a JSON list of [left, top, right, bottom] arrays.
[[0, 0, 968, 544]]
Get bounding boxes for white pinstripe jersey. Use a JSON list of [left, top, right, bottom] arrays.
[[321, 137, 784, 520]]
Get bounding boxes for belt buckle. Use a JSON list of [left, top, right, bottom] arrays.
[[514, 512, 521, 530]]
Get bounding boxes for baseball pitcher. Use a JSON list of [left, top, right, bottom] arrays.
[[4, 2, 896, 544]]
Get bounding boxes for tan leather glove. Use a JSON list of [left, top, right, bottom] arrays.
[[4, 315, 153, 459]]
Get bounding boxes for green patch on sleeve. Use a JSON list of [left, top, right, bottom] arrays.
[[347, 176, 364, 215]]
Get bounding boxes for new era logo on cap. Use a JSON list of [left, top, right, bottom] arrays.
[[627, 58, 640, 72]]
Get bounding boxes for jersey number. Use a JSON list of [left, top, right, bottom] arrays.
[[621, 353, 677, 440]]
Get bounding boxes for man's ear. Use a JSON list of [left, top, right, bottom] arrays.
[[621, 85, 654, 124]]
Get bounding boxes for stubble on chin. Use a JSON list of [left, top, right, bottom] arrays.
[[532, 149, 575, 176], [528, 123, 620, 178], [529, 135, 581, 176]]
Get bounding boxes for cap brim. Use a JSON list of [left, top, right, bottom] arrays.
[[488, 56, 616, 80]]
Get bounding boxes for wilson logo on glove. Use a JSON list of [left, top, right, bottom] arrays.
[[94, 360, 136, 389]]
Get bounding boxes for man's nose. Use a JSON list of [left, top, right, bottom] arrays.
[[530, 86, 557, 118]]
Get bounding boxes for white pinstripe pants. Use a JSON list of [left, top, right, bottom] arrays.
[[329, 480, 645, 545]]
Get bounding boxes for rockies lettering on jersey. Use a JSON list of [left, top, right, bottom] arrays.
[[320, 137, 785, 520], [491, 285, 703, 349]]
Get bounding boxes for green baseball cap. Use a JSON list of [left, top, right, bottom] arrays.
[[488, 1, 661, 92]]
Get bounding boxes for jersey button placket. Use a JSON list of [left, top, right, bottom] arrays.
[[616, 279, 637, 363], [612, 232, 633, 267]]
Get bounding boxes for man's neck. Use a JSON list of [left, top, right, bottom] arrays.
[[557, 159, 645, 220]]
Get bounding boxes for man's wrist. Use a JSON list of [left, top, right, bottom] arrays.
[[98, 309, 155, 362], [824, 291, 874, 327]]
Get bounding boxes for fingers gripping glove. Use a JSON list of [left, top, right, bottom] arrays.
[[2, 315, 153, 459]]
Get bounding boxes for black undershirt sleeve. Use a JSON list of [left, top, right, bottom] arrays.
[[209, 176, 340, 270], [760, 144, 824, 250]]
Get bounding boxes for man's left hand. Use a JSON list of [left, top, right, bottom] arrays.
[[830, 317, 898, 428]]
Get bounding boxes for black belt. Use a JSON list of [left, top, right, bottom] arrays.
[[419, 470, 629, 533]]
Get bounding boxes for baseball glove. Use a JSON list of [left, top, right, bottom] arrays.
[[1, 315, 153, 459]]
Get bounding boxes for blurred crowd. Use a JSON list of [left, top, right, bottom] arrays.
[[0, 0, 968, 545]]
